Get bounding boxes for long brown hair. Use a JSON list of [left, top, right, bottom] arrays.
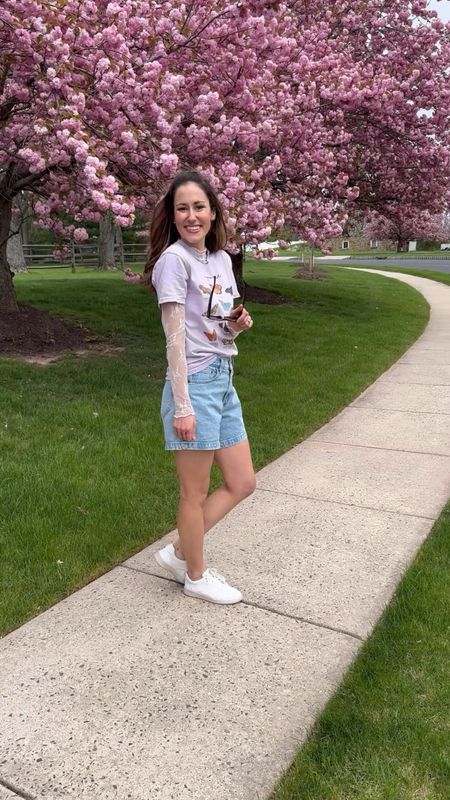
[[144, 171, 228, 280]]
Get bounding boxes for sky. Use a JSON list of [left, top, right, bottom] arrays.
[[428, 0, 450, 22]]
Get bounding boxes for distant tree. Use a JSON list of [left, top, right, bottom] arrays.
[[364, 209, 449, 252]]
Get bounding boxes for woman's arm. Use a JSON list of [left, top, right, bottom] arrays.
[[160, 302, 195, 418]]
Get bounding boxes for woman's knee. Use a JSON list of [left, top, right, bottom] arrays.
[[229, 472, 256, 501], [243, 472, 257, 498], [179, 485, 209, 506], [174, 451, 214, 506]]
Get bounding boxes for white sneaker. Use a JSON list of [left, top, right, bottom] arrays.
[[184, 568, 242, 605], [154, 543, 186, 584]]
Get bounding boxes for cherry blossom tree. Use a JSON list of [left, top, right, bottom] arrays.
[[364, 208, 449, 251], [1, 0, 449, 315]]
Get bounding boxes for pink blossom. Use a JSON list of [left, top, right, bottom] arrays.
[[123, 268, 141, 283], [0, 0, 448, 263], [73, 227, 88, 242], [52, 246, 70, 260], [159, 153, 179, 177]]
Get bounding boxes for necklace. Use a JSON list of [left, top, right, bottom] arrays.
[[179, 239, 209, 264], [195, 248, 209, 264], [181, 240, 209, 264], [189, 246, 208, 264]]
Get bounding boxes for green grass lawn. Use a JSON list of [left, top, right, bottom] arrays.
[[0, 262, 429, 635], [0, 260, 428, 632], [2, 261, 448, 798], [341, 264, 450, 287]]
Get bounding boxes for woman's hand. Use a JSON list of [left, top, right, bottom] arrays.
[[227, 304, 253, 332], [173, 414, 196, 441]]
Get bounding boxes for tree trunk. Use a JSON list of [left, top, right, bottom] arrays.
[[97, 209, 116, 270], [0, 198, 19, 312], [17, 191, 33, 247], [7, 196, 27, 273], [115, 224, 124, 269], [309, 247, 314, 277], [396, 238, 408, 252], [228, 248, 244, 295]]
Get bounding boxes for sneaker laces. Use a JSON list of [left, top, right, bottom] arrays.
[[204, 568, 226, 584]]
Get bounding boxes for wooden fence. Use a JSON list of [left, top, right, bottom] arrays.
[[22, 243, 147, 269]]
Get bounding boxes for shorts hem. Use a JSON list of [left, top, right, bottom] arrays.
[[165, 441, 220, 451], [219, 433, 248, 449], [165, 432, 247, 451]]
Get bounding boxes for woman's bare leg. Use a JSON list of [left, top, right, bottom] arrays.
[[205, 439, 256, 530], [173, 440, 256, 560], [173, 450, 215, 580]]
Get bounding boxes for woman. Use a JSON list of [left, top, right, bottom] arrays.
[[150, 170, 256, 605]]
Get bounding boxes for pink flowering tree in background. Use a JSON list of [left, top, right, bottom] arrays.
[[364, 208, 450, 252], [1, 0, 449, 317]]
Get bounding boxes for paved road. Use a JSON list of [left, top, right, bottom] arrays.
[[318, 256, 450, 273]]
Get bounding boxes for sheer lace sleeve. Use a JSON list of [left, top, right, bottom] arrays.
[[221, 322, 242, 338], [160, 302, 195, 418]]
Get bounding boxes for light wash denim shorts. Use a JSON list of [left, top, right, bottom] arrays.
[[161, 356, 248, 451]]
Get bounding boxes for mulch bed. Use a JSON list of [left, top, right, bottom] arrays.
[[293, 267, 329, 280], [0, 303, 98, 358], [244, 283, 290, 305]]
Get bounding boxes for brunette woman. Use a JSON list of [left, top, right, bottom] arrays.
[[150, 170, 255, 604]]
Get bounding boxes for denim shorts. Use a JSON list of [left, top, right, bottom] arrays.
[[161, 356, 248, 450]]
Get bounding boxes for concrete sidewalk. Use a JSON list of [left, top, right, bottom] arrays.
[[1, 270, 450, 800]]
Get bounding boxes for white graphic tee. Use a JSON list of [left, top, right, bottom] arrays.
[[152, 239, 241, 377]]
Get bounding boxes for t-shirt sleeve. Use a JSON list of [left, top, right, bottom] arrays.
[[223, 252, 241, 299], [152, 252, 189, 306]]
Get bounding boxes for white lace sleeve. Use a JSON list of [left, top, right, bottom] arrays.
[[221, 322, 242, 338], [161, 302, 195, 418]]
